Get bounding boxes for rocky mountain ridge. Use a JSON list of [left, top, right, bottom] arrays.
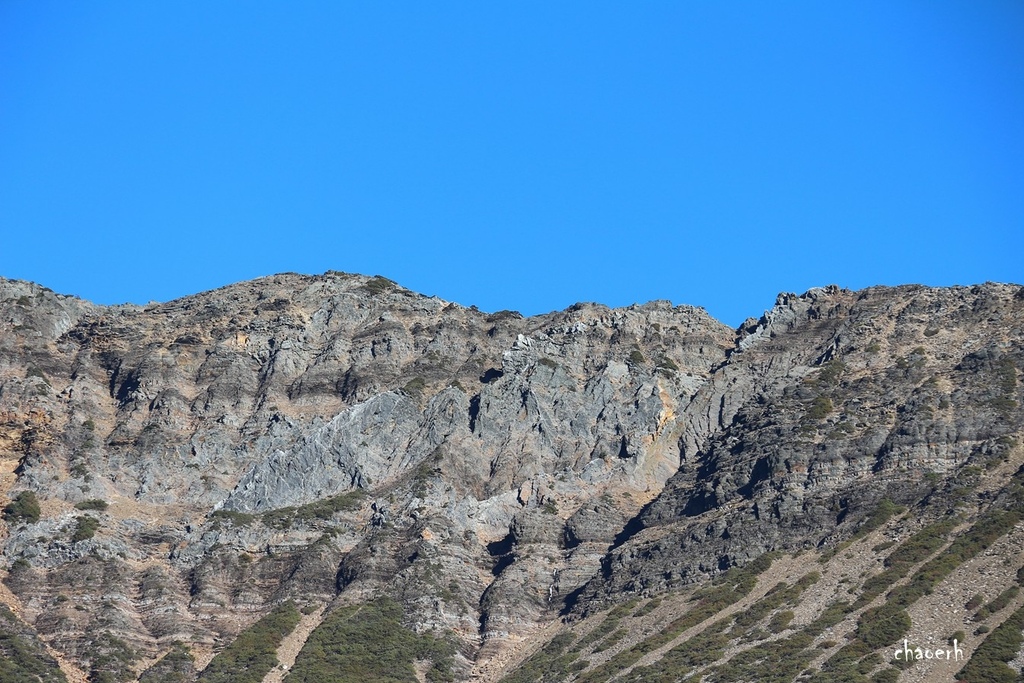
[[0, 272, 1021, 683]]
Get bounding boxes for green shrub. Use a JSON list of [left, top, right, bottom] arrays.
[[632, 597, 662, 618], [140, 642, 195, 683], [975, 587, 1019, 620], [286, 598, 454, 683], [3, 491, 40, 524], [871, 668, 899, 683], [632, 627, 729, 679], [25, 366, 49, 384], [706, 630, 816, 683], [74, 499, 108, 511], [882, 510, 1021, 611], [731, 574, 817, 637], [628, 349, 646, 365], [817, 360, 846, 385], [591, 628, 627, 653], [804, 397, 834, 421], [71, 515, 100, 542], [211, 509, 255, 526], [0, 605, 67, 683], [768, 610, 794, 633], [573, 553, 780, 683], [263, 490, 366, 528], [856, 603, 911, 649], [854, 499, 905, 541], [958, 604, 1024, 682], [854, 519, 955, 607], [655, 355, 679, 371], [87, 632, 137, 683], [201, 602, 301, 683], [402, 377, 426, 396], [362, 276, 397, 295]]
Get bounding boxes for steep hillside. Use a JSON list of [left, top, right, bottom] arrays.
[[0, 273, 1021, 682]]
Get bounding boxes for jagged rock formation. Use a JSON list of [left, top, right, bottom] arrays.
[[0, 273, 1021, 682]]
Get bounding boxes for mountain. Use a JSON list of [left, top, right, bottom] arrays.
[[0, 272, 1021, 683]]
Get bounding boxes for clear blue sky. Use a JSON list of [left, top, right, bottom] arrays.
[[2, 2, 1021, 326]]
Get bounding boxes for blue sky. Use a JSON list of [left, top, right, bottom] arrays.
[[1, 2, 1021, 326]]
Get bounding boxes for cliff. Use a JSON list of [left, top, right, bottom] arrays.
[[0, 273, 1021, 682]]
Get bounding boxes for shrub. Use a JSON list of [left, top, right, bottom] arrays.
[[768, 610, 794, 633], [856, 603, 911, 649], [200, 602, 301, 683], [88, 632, 137, 683], [140, 642, 195, 683], [263, 490, 366, 529], [855, 499, 905, 540], [958, 604, 1024, 682], [285, 598, 453, 683], [3, 491, 40, 524], [0, 604, 67, 683], [361, 276, 397, 295], [210, 509, 255, 526], [74, 499, 108, 511], [975, 587, 1019, 620], [72, 516, 100, 542], [25, 366, 49, 384], [402, 377, 426, 396], [804, 397, 834, 421], [817, 360, 846, 385], [632, 597, 662, 618], [655, 354, 679, 371], [574, 553, 780, 683]]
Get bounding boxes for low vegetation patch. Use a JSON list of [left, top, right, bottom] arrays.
[[199, 601, 301, 683], [570, 553, 779, 683], [957, 604, 1024, 683], [975, 587, 1020, 621], [361, 276, 398, 295], [0, 605, 67, 683], [72, 515, 100, 542], [210, 509, 256, 526], [285, 597, 454, 683], [3, 491, 41, 524], [262, 490, 366, 529], [139, 642, 195, 683]]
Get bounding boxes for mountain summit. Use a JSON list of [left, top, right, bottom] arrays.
[[0, 273, 1021, 683]]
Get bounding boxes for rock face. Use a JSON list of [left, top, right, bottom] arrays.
[[0, 273, 1021, 682], [581, 284, 1024, 604]]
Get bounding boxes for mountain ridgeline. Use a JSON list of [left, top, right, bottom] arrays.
[[0, 273, 1022, 683]]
